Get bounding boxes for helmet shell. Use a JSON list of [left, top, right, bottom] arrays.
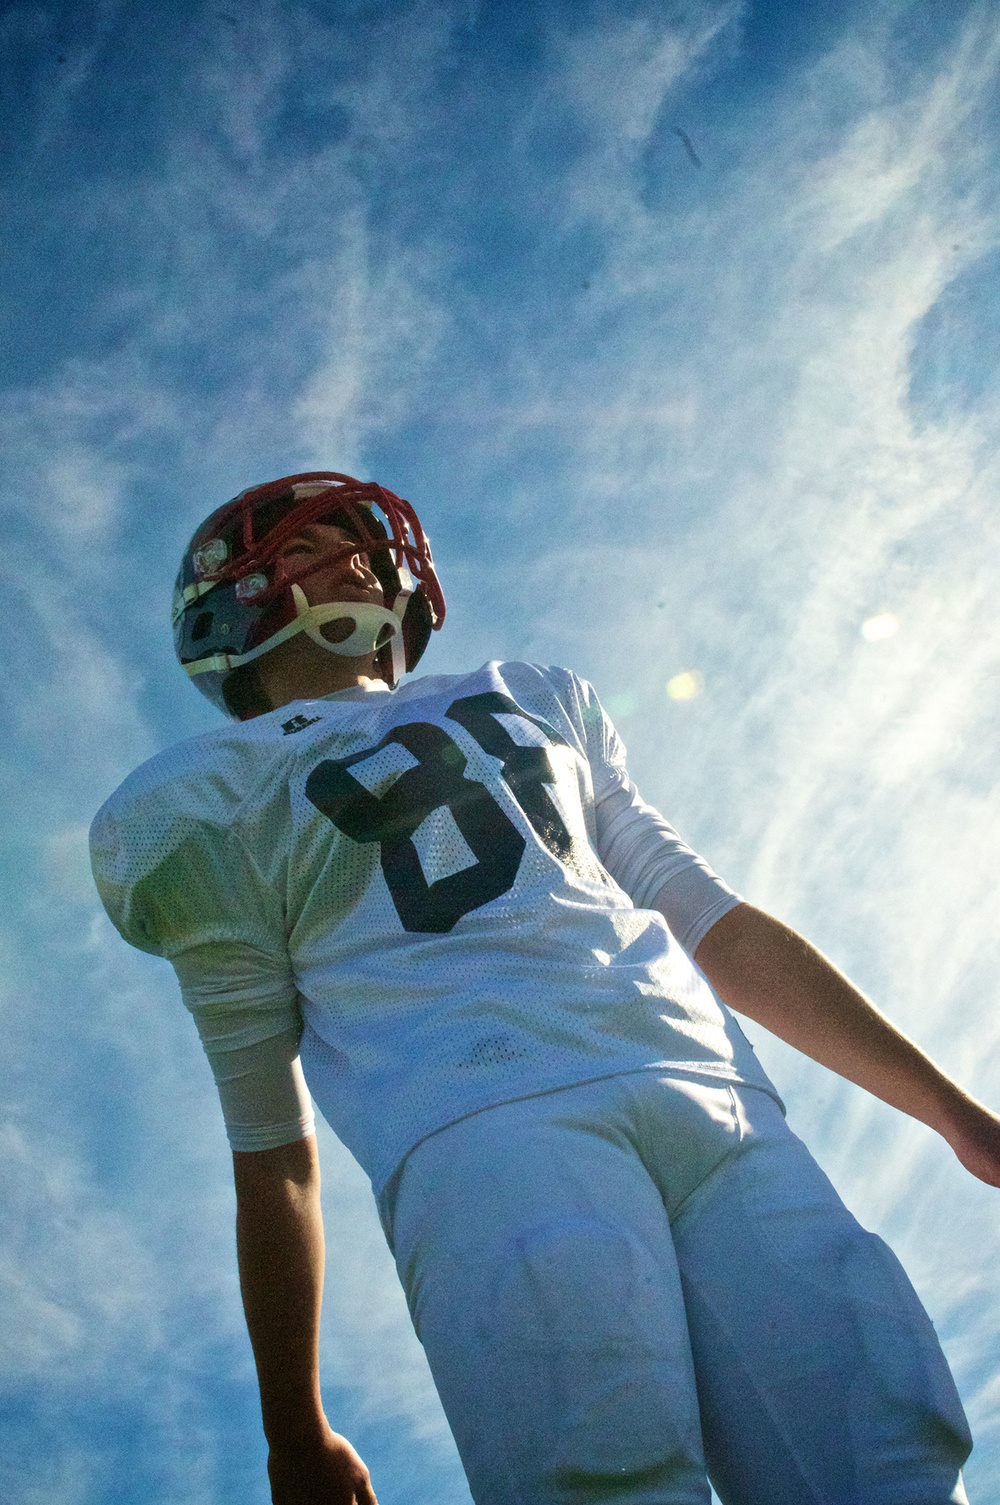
[[173, 472, 445, 717]]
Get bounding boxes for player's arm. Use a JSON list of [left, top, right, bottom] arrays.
[[690, 900, 1000, 1188], [161, 942, 376, 1499], [233, 1135, 378, 1505]]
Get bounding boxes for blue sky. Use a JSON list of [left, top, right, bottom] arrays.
[[2, 0, 1000, 1500]]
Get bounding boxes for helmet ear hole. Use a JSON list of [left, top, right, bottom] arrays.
[[191, 611, 214, 642]]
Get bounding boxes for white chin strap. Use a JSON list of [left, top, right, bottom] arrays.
[[288, 583, 403, 658], [184, 582, 406, 683]]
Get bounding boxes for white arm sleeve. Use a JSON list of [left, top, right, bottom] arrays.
[[594, 777, 742, 955], [171, 943, 315, 1153], [566, 674, 741, 956], [91, 750, 315, 1154]]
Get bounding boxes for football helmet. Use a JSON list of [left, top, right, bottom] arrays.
[[173, 471, 446, 718]]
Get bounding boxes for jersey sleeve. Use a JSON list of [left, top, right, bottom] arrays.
[[562, 673, 743, 955], [90, 770, 314, 1152], [171, 943, 315, 1152]]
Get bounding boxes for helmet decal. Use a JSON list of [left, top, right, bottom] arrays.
[[173, 472, 446, 718]]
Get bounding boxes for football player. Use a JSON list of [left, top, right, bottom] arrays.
[[91, 473, 999, 1505]]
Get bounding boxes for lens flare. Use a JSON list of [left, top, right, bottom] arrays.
[[666, 670, 704, 701], [861, 613, 900, 642], [605, 691, 639, 719]]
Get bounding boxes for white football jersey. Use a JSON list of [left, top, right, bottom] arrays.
[[90, 661, 778, 1191]]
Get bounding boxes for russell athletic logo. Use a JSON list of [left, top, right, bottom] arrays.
[[281, 714, 322, 736]]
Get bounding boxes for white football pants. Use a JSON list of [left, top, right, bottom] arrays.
[[382, 1071, 972, 1505]]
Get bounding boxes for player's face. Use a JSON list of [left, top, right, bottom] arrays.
[[276, 521, 385, 609]]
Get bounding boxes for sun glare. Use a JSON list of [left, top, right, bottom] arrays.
[[861, 613, 900, 642], [666, 670, 704, 701]]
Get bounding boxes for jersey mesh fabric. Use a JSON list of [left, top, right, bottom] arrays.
[[90, 661, 779, 1192]]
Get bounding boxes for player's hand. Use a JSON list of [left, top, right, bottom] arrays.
[[939, 1094, 1000, 1188], [267, 1425, 378, 1505]]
